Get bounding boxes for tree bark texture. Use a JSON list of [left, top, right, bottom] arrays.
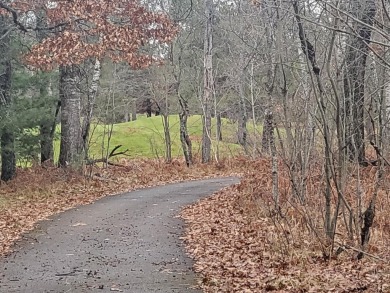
[[39, 76, 58, 164], [216, 113, 222, 141], [59, 65, 83, 167], [267, 111, 279, 208], [146, 98, 152, 117], [0, 15, 16, 181], [343, 0, 376, 164], [237, 77, 247, 147], [132, 98, 137, 121], [179, 98, 192, 167], [82, 59, 101, 157], [40, 121, 54, 163], [262, 110, 274, 154], [162, 96, 172, 163], [202, 0, 213, 163]]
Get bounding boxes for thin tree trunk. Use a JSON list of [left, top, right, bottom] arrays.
[[262, 110, 273, 153], [0, 16, 15, 181], [262, 11, 279, 156], [297, 43, 316, 202], [216, 113, 222, 141], [267, 111, 279, 209], [293, 0, 333, 231], [343, 0, 376, 165], [1, 130, 15, 181], [250, 61, 257, 155], [40, 122, 53, 163], [383, 70, 390, 141], [132, 98, 137, 121], [202, 0, 213, 163], [82, 59, 101, 158], [40, 77, 57, 164], [162, 97, 171, 163], [146, 98, 152, 117], [59, 65, 83, 167], [179, 97, 192, 167], [237, 75, 247, 147]]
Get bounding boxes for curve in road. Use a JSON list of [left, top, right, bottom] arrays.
[[0, 177, 239, 293]]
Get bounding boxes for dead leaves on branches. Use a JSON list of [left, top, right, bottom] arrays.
[[12, 0, 179, 70]]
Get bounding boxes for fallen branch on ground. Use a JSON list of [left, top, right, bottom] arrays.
[[86, 145, 129, 166]]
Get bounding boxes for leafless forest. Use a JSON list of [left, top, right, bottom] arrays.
[[1, 0, 390, 291]]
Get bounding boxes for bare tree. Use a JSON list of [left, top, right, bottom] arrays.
[[82, 58, 102, 159], [343, 0, 377, 165], [179, 97, 193, 166], [202, 0, 214, 163]]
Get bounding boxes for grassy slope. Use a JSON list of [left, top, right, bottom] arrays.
[[54, 114, 245, 161]]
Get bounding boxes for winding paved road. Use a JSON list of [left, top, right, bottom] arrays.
[[0, 177, 239, 293]]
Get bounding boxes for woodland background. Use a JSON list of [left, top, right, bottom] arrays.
[[0, 0, 390, 292]]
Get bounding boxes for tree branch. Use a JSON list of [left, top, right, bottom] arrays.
[[0, 1, 70, 33], [0, 1, 27, 32], [292, 1, 320, 75], [87, 145, 129, 166]]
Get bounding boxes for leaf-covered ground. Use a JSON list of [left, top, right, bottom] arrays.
[[180, 158, 390, 292], [1, 156, 390, 292], [0, 157, 240, 256]]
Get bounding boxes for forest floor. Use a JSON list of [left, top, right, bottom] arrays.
[[1, 156, 390, 292], [181, 158, 390, 292]]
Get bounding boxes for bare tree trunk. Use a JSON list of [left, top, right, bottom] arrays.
[[249, 61, 257, 155], [59, 65, 83, 167], [297, 43, 316, 202], [146, 98, 152, 117], [293, 1, 335, 237], [132, 98, 137, 121], [379, 49, 390, 153], [162, 101, 172, 163], [343, 0, 376, 165], [383, 69, 390, 141], [1, 129, 15, 181], [39, 77, 57, 164], [216, 113, 222, 141], [82, 59, 101, 158], [262, 8, 279, 156], [0, 16, 15, 181], [237, 73, 247, 147], [40, 121, 53, 163], [202, 0, 213, 163], [262, 110, 274, 153], [179, 97, 192, 166], [267, 111, 279, 208]]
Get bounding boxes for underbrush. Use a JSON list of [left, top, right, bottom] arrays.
[[181, 157, 390, 292]]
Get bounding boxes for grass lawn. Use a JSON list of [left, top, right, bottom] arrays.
[[54, 114, 250, 161]]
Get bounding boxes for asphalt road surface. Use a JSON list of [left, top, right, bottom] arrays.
[[0, 177, 239, 293]]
